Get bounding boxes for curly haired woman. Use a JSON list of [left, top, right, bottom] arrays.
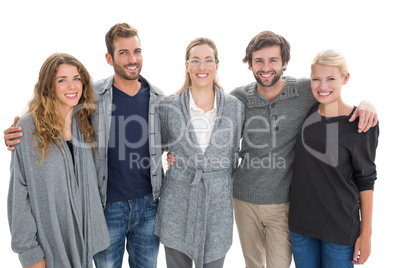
[[7, 53, 109, 268]]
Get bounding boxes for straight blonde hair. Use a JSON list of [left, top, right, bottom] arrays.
[[311, 49, 349, 76], [177, 37, 222, 94]]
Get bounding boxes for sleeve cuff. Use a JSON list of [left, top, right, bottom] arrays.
[[18, 245, 44, 267]]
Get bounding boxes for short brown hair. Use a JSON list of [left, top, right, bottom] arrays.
[[243, 31, 290, 70], [105, 23, 139, 59]]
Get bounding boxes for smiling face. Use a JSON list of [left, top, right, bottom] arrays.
[[310, 64, 349, 105], [249, 45, 286, 88], [107, 36, 142, 81], [186, 44, 218, 89], [54, 64, 83, 116]]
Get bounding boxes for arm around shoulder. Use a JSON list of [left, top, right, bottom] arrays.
[[4, 116, 23, 151], [350, 101, 378, 133]]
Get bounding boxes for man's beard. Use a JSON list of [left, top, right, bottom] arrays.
[[113, 62, 142, 81], [254, 69, 282, 88]]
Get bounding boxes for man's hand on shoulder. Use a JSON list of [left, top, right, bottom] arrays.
[[349, 101, 378, 133], [4, 116, 23, 151]]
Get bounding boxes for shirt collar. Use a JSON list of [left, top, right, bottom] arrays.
[[246, 76, 299, 108], [189, 88, 217, 114]]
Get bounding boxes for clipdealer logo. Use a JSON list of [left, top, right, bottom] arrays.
[[301, 110, 338, 167]]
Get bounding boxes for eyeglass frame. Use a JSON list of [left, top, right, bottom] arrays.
[[186, 59, 219, 67]]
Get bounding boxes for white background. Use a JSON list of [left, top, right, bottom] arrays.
[[0, 0, 400, 267]]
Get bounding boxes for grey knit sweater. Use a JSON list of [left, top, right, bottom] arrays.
[[8, 114, 109, 267], [154, 87, 245, 268], [230, 77, 316, 205]]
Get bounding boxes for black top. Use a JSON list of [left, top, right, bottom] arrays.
[[66, 140, 74, 165], [289, 103, 379, 246]]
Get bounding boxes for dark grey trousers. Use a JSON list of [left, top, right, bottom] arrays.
[[165, 246, 225, 268]]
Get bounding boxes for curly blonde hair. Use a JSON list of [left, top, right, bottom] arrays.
[[27, 53, 96, 161]]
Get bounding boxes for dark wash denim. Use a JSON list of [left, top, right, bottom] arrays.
[[94, 194, 159, 268], [290, 232, 354, 268]]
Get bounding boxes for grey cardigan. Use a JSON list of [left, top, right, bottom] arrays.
[[92, 75, 165, 205], [8, 114, 109, 267], [154, 87, 245, 267]]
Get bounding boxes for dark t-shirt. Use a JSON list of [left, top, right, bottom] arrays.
[[66, 140, 74, 165], [106, 80, 152, 203], [289, 103, 379, 246]]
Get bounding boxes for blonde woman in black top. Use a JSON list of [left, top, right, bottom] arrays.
[[289, 50, 379, 268]]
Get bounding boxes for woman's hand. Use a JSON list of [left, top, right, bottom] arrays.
[[353, 190, 373, 265], [25, 258, 46, 268], [353, 233, 371, 264], [167, 150, 176, 168]]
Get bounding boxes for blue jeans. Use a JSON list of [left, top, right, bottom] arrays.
[[290, 232, 354, 268], [94, 194, 160, 268]]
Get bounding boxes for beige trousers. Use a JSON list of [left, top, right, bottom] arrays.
[[233, 198, 292, 268]]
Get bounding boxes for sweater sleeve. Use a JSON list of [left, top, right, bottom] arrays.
[[351, 123, 380, 191], [8, 139, 44, 266]]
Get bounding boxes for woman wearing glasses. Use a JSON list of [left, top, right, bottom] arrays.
[[154, 38, 245, 268]]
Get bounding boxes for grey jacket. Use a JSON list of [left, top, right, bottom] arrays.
[[154, 87, 245, 268], [8, 114, 109, 268], [92, 75, 164, 206], [230, 77, 317, 205]]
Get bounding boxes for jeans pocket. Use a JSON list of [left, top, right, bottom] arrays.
[[104, 201, 125, 212], [144, 194, 159, 207]]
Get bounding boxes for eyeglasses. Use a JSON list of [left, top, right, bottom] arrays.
[[186, 59, 218, 67]]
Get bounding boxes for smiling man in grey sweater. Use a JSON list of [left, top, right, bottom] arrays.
[[230, 31, 378, 268]]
